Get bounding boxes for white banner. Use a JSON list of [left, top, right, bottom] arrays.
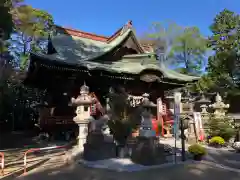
[[174, 92, 182, 139], [193, 112, 204, 141], [157, 98, 163, 113]]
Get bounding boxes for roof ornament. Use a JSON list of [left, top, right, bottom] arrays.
[[80, 81, 89, 95], [120, 20, 133, 35], [127, 20, 133, 28]]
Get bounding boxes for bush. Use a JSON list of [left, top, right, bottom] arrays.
[[188, 144, 207, 156], [209, 136, 225, 146], [158, 123, 162, 136], [206, 116, 235, 141]]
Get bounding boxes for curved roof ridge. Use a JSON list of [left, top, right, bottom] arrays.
[[158, 60, 200, 81], [54, 20, 133, 43], [55, 25, 108, 42], [33, 28, 134, 64], [107, 20, 133, 43], [54, 20, 151, 53], [129, 29, 146, 53]]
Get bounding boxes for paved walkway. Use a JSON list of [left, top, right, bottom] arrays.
[[16, 138, 240, 180], [160, 138, 240, 170], [205, 148, 240, 169], [19, 160, 240, 180]]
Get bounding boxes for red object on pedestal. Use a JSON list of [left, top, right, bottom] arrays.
[[199, 130, 204, 141], [151, 117, 159, 136]]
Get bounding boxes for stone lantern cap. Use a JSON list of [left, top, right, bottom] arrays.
[[197, 94, 211, 104], [141, 93, 156, 108], [71, 83, 95, 106], [31, 101, 49, 108]]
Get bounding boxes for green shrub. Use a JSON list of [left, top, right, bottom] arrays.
[[209, 136, 225, 146], [206, 116, 235, 141], [158, 123, 162, 136], [188, 144, 207, 156]]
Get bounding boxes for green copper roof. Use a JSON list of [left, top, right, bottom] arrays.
[[30, 25, 200, 83], [32, 51, 200, 82], [46, 28, 132, 63]]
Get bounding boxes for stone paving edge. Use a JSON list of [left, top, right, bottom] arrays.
[[78, 159, 240, 173]]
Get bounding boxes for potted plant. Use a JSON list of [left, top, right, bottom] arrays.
[[188, 144, 207, 161], [209, 136, 225, 148]]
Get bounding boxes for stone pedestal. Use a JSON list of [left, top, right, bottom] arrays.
[[77, 122, 88, 152], [164, 126, 173, 138], [83, 130, 116, 161], [103, 126, 114, 142], [69, 122, 88, 160], [187, 122, 197, 144], [131, 137, 165, 165]]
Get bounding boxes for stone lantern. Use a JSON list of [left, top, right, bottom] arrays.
[[71, 83, 95, 152], [131, 93, 162, 165], [139, 93, 156, 137], [209, 93, 229, 118], [196, 94, 211, 126]]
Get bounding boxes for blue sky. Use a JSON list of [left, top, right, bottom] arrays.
[[25, 0, 240, 37]]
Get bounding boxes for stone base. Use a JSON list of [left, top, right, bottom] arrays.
[[187, 136, 197, 144], [131, 137, 166, 166], [83, 142, 116, 161], [65, 145, 84, 163], [86, 132, 104, 148], [83, 132, 116, 161], [164, 134, 173, 138]]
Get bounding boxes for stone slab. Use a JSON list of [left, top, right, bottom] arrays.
[[78, 158, 240, 173], [79, 158, 188, 172]]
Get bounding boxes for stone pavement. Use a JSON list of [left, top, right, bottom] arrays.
[[20, 153, 69, 176], [19, 160, 240, 180], [205, 148, 240, 169], [160, 137, 240, 170], [16, 138, 240, 180]]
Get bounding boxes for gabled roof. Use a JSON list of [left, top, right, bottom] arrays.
[[54, 21, 153, 53], [41, 21, 153, 65]]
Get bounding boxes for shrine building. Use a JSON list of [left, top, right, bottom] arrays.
[[22, 20, 200, 137]]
